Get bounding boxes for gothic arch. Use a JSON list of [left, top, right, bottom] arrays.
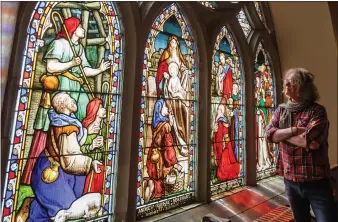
[[252, 37, 280, 181], [0, 2, 130, 221], [209, 23, 247, 196], [136, 2, 200, 218], [1, 2, 284, 221]]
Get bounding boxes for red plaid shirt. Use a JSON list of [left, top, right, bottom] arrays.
[[265, 102, 331, 182]]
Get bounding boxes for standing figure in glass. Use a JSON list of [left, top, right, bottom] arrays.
[[22, 16, 111, 185], [212, 98, 240, 182], [255, 66, 273, 171], [216, 53, 234, 100], [155, 35, 191, 146]]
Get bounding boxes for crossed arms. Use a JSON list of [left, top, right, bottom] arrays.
[[265, 105, 329, 150]]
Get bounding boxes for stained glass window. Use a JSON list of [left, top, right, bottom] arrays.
[[254, 1, 267, 26], [1, 2, 123, 221], [137, 3, 197, 218], [199, 1, 215, 9], [254, 42, 277, 180], [210, 26, 245, 197], [236, 8, 252, 40]]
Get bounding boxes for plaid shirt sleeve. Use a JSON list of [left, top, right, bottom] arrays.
[[265, 107, 281, 143], [305, 104, 329, 151]]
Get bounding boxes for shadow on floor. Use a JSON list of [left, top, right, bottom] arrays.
[[140, 176, 289, 222], [141, 169, 338, 222]]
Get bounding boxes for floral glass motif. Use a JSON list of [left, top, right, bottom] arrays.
[[1, 2, 123, 222], [236, 8, 252, 40], [137, 3, 197, 219], [254, 42, 277, 180], [210, 26, 245, 197], [254, 1, 266, 26], [199, 1, 215, 9]]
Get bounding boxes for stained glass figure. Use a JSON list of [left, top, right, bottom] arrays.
[[254, 1, 267, 26], [254, 42, 277, 180], [236, 8, 252, 40], [137, 3, 197, 219], [1, 2, 123, 222], [199, 1, 215, 9], [210, 26, 245, 197]]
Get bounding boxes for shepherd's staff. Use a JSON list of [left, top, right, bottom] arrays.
[[51, 11, 95, 98]]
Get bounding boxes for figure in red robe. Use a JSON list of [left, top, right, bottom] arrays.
[[216, 53, 233, 100], [155, 35, 190, 144], [81, 98, 106, 194], [21, 17, 86, 184], [156, 35, 188, 98], [213, 99, 240, 181], [143, 99, 183, 203]]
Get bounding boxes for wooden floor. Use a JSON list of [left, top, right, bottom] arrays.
[[139, 176, 292, 222]]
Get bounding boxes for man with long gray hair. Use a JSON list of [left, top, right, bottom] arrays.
[[265, 68, 336, 222]]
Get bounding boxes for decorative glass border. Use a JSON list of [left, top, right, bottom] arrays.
[[254, 41, 277, 181], [137, 3, 198, 219], [210, 25, 246, 196], [1, 2, 123, 221]]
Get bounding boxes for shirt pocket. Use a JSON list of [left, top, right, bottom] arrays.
[[296, 117, 310, 127]]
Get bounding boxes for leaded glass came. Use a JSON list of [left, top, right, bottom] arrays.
[[210, 26, 245, 197], [237, 8, 252, 40], [254, 42, 277, 180], [136, 3, 198, 218], [1, 2, 123, 221]]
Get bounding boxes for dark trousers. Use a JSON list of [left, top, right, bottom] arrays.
[[284, 178, 337, 222]]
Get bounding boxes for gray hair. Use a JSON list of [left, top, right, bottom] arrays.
[[283, 68, 319, 102], [51, 92, 72, 113]]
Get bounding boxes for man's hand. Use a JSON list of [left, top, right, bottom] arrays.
[[90, 136, 104, 151], [296, 127, 307, 135], [72, 56, 82, 66], [91, 160, 103, 173], [99, 59, 111, 72]]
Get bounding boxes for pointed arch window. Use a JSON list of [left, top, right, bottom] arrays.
[[254, 42, 277, 180], [2, 2, 123, 221], [137, 3, 198, 218], [210, 26, 245, 197], [236, 8, 253, 40]]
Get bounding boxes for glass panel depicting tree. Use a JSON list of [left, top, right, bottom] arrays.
[[210, 26, 245, 197], [254, 1, 267, 27], [1, 2, 123, 222], [254, 42, 277, 180], [198, 1, 215, 9], [236, 8, 252, 40], [137, 3, 197, 219]]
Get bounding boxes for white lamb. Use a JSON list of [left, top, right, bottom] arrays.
[[52, 193, 101, 222]]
